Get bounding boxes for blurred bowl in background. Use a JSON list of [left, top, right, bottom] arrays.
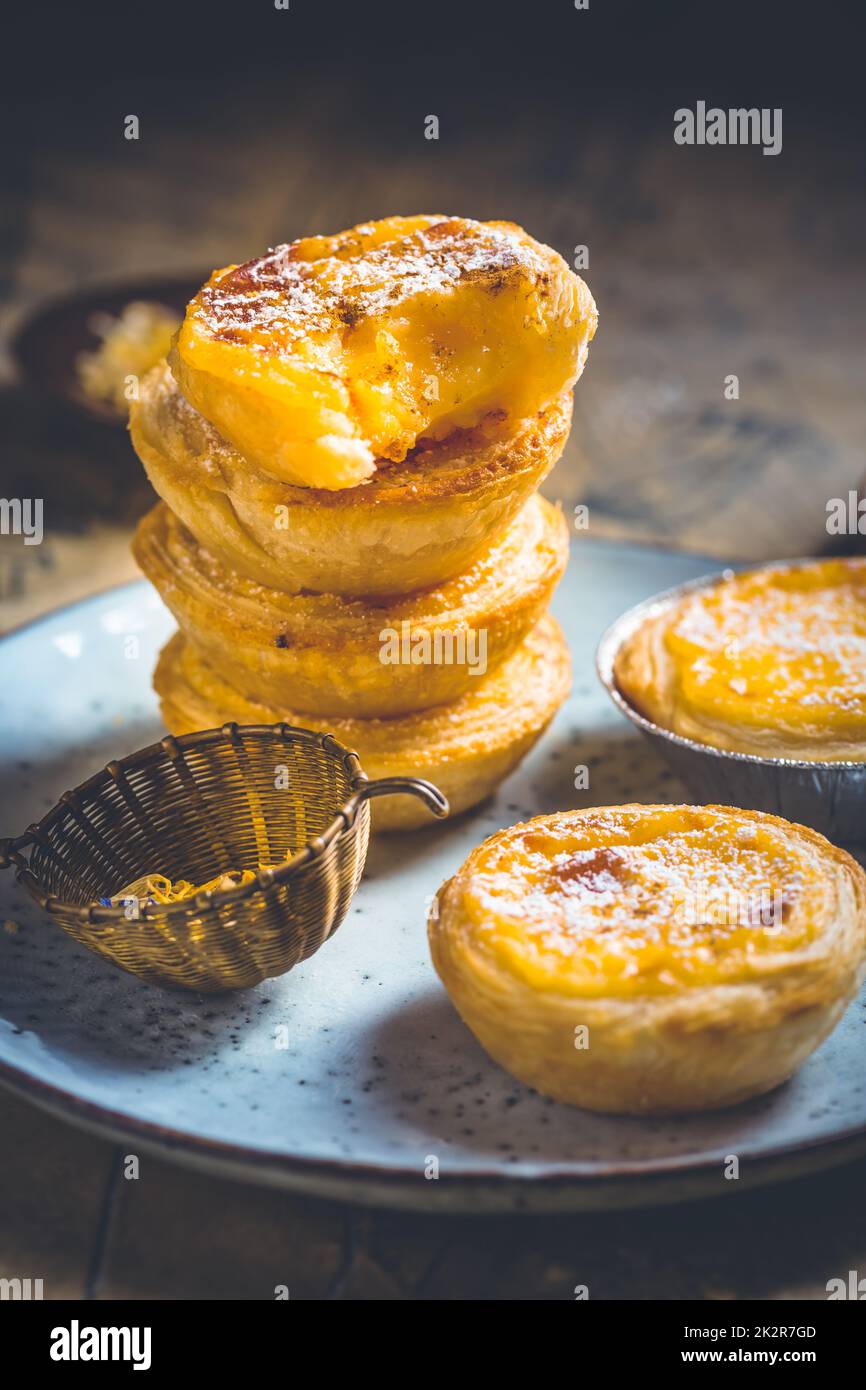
[[11, 275, 204, 426]]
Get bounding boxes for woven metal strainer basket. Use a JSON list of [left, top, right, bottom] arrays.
[[0, 723, 447, 992]]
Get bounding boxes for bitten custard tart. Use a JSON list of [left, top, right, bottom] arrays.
[[171, 215, 595, 489], [133, 493, 568, 718], [615, 558, 866, 761], [130, 215, 596, 596], [155, 616, 571, 832], [429, 805, 866, 1112]]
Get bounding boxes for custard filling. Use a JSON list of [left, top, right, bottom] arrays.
[[171, 215, 597, 490], [461, 807, 823, 997], [666, 559, 866, 741]]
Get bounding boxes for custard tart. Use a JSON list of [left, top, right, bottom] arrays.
[[170, 215, 597, 490], [134, 494, 568, 718], [429, 804, 866, 1112], [154, 615, 571, 831], [614, 559, 866, 762], [130, 361, 572, 597]]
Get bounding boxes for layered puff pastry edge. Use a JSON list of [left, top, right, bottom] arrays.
[[133, 493, 568, 718], [130, 361, 572, 598], [155, 615, 572, 831]]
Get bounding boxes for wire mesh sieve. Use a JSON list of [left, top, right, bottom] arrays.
[[0, 722, 448, 992]]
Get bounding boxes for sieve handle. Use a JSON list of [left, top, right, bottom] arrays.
[[0, 829, 37, 874], [344, 776, 449, 825]]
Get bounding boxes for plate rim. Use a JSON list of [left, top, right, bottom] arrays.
[[0, 576, 158, 647], [3, 1054, 866, 1212]]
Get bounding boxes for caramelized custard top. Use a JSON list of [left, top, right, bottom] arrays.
[[665, 559, 866, 741], [459, 806, 823, 997], [171, 215, 596, 489]]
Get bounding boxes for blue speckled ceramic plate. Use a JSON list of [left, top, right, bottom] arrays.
[[1, 539, 865, 1212]]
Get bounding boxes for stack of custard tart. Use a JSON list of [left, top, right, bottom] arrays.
[[129, 214, 866, 1118], [130, 215, 597, 829]]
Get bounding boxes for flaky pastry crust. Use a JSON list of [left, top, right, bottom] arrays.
[[154, 616, 572, 831], [429, 804, 866, 1112], [133, 494, 568, 718], [130, 362, 572, 597]]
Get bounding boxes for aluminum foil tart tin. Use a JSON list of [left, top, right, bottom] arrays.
[[596, 564, 866, 849]]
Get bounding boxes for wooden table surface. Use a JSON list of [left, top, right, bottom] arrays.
[[2, 18, 865, 1298]]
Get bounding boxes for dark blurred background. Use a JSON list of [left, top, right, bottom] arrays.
[[2, 0, 865, 620]]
